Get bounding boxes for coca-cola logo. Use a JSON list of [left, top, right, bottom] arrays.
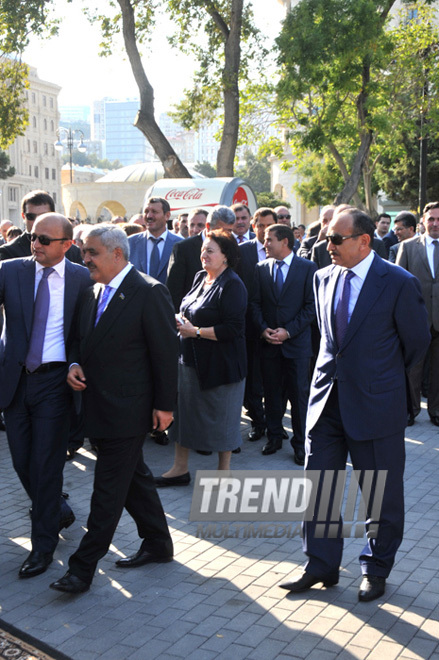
[[165, 188, 205, 201], [233, 186, 249, 206]]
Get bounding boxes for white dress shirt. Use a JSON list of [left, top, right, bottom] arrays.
[[334, 250, 375, 322], [425, 234, 439, 278], [35, 258, 66, 363], [97, 263, 132, 311]]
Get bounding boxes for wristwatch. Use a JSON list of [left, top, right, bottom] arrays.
[[196, 327, 201, 339]]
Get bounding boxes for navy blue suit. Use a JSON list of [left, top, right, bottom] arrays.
[[128, 231, 183, 284], [251, 255, 317, 451], [303, 254, 430, 580], [0, 257, 91, 554]]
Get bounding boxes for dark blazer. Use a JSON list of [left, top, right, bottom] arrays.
[[128, 231, 183, 284], [166, 233, 203, 311], [71, 267, 178, 438], [388, 242, 401, 263], [307, 255, 430, 440], [0, 257, 91, 409], [396, 234, 439, 330], [180, 268, 247, 391], [298, 235, 319, 260], [251, 255, 317, 359], [382, 230, 398, 257], [0, 232, 83, 264], [311, 237, 387, 269], [236, 239, 261, 339]]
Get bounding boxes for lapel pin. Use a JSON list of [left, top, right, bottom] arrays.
[[119, 293, 125, 300]]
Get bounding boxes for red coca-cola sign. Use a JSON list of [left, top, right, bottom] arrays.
[[232, 186, 249, 206], [165, 188, 205, 201]]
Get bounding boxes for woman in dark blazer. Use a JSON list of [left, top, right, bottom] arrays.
[[155, 229, 247, 486]]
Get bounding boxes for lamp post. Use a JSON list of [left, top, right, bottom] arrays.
[[54, 128, 86, 184]]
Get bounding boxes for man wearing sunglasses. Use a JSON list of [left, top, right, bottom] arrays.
[[0, 190, 82, 264], [0, 213, 91, 580], [280, 207, 430, 602]]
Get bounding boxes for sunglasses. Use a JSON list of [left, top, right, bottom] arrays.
[[325, 233, 362, 245], [277, 214, 291, 220], [25, 212, 39, 222], [30, 234, 68, 246]]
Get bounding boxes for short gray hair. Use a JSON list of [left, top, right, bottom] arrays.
[[84, 223, 130, 260], [208, 205, 236, 228]]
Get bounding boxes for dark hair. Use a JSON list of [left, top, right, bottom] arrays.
[[394, 211, 417, 231], [423, 201, 439, 216], [21, 190, 55, 214], [253, 207, 277, 223], [377, 213, 391, 221], [206, 228, 240, 270], [231, 203, 251, 216], [267, 223, 296, 250], [147, 197, 170, 215], [123, 224, 143, 236], [6, 226, 22, 240], [307, 220, 321, 238], [349, 209, 375, 243]]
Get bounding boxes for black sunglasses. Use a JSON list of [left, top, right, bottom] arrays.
[[30, 234, 68, 246], [325, 233, 362, 246], [277, 214, 291, 220], [25, 212, 39, 222]]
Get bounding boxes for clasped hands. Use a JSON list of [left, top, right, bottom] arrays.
[[262, 328, 289, 344]]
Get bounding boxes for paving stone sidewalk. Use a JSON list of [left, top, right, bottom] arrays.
[[0, 404, 438, 660]]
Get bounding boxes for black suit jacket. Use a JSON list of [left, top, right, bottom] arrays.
[[180, 268, 247, 390], [297, 235, 319, 260], [251, 255, 317, 359], [166, 234, 203, 311], [236, 239, 262, 340], [71, 267, 178, 438], [311, 237, 387, 268], [0, 232, 83, 264]]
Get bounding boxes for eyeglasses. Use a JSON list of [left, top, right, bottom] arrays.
[[325, 233, 362, 245], [25, 212, 38, 222], [30, 234, 68, 246], [277, 214, 291, 220]]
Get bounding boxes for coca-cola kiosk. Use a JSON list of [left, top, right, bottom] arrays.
[[143, 177, 258, 216]]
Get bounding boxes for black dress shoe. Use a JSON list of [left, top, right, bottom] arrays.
[[115, 549, 173, 568], [294, 450, 305, 466], [282, 429, 289, 440], [59, 512, 75, 532], [19, 551, 53, 578], [358, 575, 386, 602], [280, 572, 338, 592], [430, 415, 439, 427], [247, 428, 265, 441], [66, 448, 76, 461], [50, 571, 90, 594], [262, 440, 282, 455], [407, 414, 415, 427], [154, 472, 191, 487], [232, 447, 241, 454]]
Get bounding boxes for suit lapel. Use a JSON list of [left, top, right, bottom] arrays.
[[82, 269, 139, 362], [63, 261, 81, 343], [137, 234, 148, 274], [322, 268, 340, 347], [341, 256, 386, 349], [17, 259, 36, 339], [158, 235, 173, 279]]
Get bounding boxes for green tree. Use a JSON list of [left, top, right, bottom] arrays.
[[256, 192, 288, 209], [0, 149, 15, 178], [235, 150, 270, 193], [194, 161, 217, 178], [62, 149, 122, 170], [275, 0, 438, 213]]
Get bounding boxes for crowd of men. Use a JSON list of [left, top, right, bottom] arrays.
[[0, 188, 435, 602]]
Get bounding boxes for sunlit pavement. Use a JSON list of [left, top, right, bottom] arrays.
[[0, 403, 438, 660]]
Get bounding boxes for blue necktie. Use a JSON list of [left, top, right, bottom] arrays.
[[95, 285, 112, 326], [149, 237, 162, 278], [275, 260, 285, 296], [25, 267, 55, 372], [335, 270, 355, 347]]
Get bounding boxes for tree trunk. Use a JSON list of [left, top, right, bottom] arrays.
[[215, 0, 243, 177], [328, 142, 364, 208], [117, 0, 192, 179]]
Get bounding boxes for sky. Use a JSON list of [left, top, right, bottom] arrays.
[[23, 0, 286, 115]]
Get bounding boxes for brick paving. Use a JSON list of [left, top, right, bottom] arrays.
[[0, 403, 438, 660]]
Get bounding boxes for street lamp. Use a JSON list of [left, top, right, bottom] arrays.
[[54, 128, 86, 184]]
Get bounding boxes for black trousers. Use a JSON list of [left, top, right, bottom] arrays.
[[68, 434, 173, 583], [4, 367, 72, 554], [243, 338, 265, 430]]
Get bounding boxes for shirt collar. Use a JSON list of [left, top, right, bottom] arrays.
[[282, 250, 294, 267], [341, 250, 375, 282], [106, 263, 132, 290], [147, 228, 168, 242], [425, 234, 438, 246], [35, 257, 66, 278]]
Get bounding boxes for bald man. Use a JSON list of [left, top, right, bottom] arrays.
[[0, 213, 91, 579]]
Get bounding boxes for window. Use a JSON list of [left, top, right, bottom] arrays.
[[49, 97, 54, 109], [33, 141, 38, 153], [27, 139, 31, 152], [8, 187, 17, 202], [44, 143, 48, 155], [52, 169, 56, 180], [32, 92, 36, 103], [32, 116, 37, 128], [45, 168, 49, 179], [44, 118, 47, 131], [43, 95, 47, 107], [29, 165, 32, 176], [34, 166, 39, 178], [51, 145, 55, 156]]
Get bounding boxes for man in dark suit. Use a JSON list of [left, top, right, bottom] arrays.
[[231, 203, 256, 243], [166, 205, 236, 312], [237, 208, 277, 441], [251, 224, 317, 464], [0, 190, 83, 264], [311, 231, 387, 268], [396, 201, 439, 426], [280, 208, 429, 602], [0, 213, 91, 578], [50, 224, 178, 594], [128, 196, 183, 284], [388, 211, 416, 264], [298, 206, 335, 260]]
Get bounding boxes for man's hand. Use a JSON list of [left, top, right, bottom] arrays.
[[262, 328, 282, 344], [271, 328, 289, 343], [152, 409, 173, 433], [67, 365, 87, 391]]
